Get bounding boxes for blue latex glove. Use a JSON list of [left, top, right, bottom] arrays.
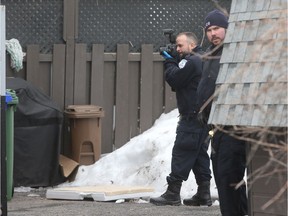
[[161, 51, 173, 59]]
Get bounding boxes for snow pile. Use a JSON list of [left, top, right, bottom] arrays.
[[63, 109, 218, 199]]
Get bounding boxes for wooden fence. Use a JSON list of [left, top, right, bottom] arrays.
[[6, 43, 177, 155]]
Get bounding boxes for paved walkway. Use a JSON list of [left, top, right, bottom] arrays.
[[6, 188, 222, 216]]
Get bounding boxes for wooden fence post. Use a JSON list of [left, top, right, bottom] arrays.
[[26, 45, 40, 87], [63, 0, 79, 106], [74, 43, 87, 104], [91, 44, 104, 106], [114, 44, 130, 149], [52, 44, 66, 109], [140, 44, 154, 132]]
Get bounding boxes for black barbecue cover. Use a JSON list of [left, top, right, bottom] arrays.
[[7, 77, 65, 187]]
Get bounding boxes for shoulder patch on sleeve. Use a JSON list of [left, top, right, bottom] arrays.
[[178, 59, 187, 69]]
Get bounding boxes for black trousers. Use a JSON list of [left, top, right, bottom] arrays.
[[167, 117, 211, 186], [211, 129, 248, 216]]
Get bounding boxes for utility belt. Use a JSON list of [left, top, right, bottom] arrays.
[[179, 112, 198, 121]]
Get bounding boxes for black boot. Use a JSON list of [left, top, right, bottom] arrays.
[[150, 181, 182, 206], [183, 181, 212, 206]]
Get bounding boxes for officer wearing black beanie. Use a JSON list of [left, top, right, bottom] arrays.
[[187, 9, 248, 216], [204, 9, 229, 32]]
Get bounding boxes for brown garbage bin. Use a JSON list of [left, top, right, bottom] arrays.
[[65, 105, 104, 165]]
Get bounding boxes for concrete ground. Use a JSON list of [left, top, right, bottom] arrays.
[[6, 188, 222, 216]]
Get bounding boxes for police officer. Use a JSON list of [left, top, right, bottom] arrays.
[[197, 10, 248, 215], [150, 32, 212, 206]]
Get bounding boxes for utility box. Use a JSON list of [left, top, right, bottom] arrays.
[[65, 105, 104, 165]]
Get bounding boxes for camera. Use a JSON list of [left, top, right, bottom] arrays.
[[159, 29, 176, 54]]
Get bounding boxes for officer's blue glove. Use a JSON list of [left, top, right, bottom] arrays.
[[160, 51, 173, 59]]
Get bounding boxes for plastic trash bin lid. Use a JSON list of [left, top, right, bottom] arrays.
[[65, 105, 104, 118]]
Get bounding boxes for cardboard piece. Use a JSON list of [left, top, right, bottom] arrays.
[[46, 185, 154, 201], [59, 154, 79, 180]]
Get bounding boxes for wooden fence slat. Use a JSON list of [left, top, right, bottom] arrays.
[[114, 44, 130, 149], [140, 44, 154, 132], [91, 44, 104, 106], [74, 43, 87, 104], [129, 61, 140, 138], [63, 0, 77, 106], [52, 44, 66, 109], [101, 62, 116, 153], [153, 61, 166, 120], [26, 45, 40, 88]]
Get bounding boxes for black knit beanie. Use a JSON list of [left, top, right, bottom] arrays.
[[204, 9, 228, 31]]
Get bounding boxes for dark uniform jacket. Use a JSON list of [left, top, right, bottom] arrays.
[[164, 46, 203, 115], [197, 44, 223, 122]]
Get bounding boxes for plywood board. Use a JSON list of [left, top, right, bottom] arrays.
[[46, 185, 154, 201]]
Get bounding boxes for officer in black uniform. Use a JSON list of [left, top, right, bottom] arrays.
[[150, 32, 212, 206], [197, 10, 248, 216]]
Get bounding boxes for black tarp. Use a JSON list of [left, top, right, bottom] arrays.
[[7, 77, 65, 187]]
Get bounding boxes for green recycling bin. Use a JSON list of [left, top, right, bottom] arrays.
[[5, 89, 18, 201]]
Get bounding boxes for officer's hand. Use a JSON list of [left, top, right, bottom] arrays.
[[197, 111, 208, 126], [167, 49, 179, 59], [160, 51, 173, 59]]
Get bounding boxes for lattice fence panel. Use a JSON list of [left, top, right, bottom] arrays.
[[3, 0, 64, 53], [2, 0, 231, 53], [78, 0, 231, 52]]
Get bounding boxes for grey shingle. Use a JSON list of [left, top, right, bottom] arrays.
[[224, 105, 237, 125], [247, 0, 257, 12], [215, 84, 229, 104], [255, 82, 267, 104], [250, 11, 268, 20], [225, 63, 242, 83], [251, 105, 268, 126], [258, 62, 275, 82], [240, 63, 260, 83], [226, 84, 243, 104], [233, 105, 244, 124], [243, 20, 259, 41], [240, 83, 250, 104], [216, 63, 229, 84], [237, 12, 252, 21], [249, 63, 261, 83], [232, 21, 246, 42], [266, 104, 280, 126], [259, 82, 286, 105], [221, 42, 237, 63], [233, 0, 249, 13], [269, 0, 286, 10], [279, 105, 288, 127], [233, 42, 248, 62], [262, 0, 272, 10], [247, 83, 260, 104], [255, 1, 268, 11], [229, 14, 238, 22], [271, 60, 287, 82], [259, 40, 275, 62], [224, 22, 235, 43], [230, 0, 237, 14], [244, 41, 262, 62], [240, 105, 254, 125], [267, 9, 285, 18], [240, 0, 249, 12], [217, 105, 230, 125]]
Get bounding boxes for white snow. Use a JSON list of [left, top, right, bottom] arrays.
[[62, 109, 218, 202]]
